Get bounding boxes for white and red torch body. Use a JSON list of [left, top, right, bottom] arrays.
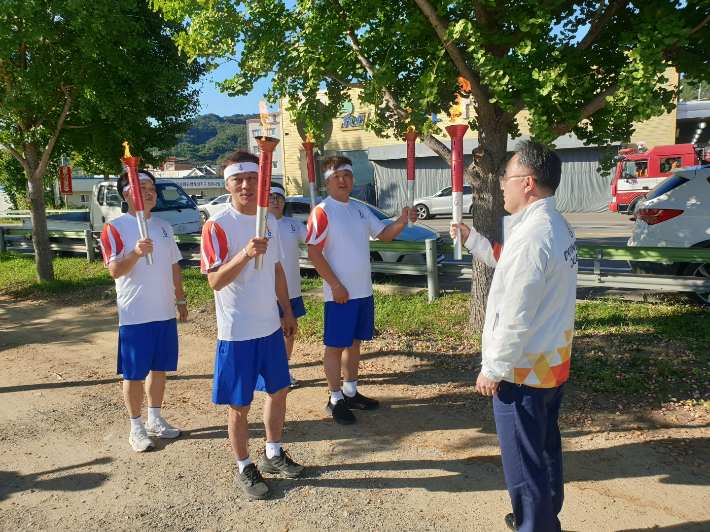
[[445, 125, 469, 261], [403, 130, 419, 228], [303, 142, 317, 210], [121, 156, 153, 265], [254, 137, 280, 271]]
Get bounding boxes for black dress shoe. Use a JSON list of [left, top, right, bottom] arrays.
[[504, 513, 517, 531]]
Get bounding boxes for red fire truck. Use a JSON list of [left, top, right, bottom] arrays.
[[608, 143, 702, 215]]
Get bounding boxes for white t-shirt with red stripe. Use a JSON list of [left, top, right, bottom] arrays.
[[306, 196, 386, 302], [277, 216, 307, 299], [200, 205, 285, 341], [100, 214, 182, 326]]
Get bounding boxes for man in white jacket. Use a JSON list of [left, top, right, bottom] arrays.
[[451, 141, 577, 532]]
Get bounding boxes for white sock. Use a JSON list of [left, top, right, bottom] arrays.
[[266, 441, 282, 459], [237, 456, 252, 473], [129, 416, 143, 431], [343, 380, 357, 398], [147, 406, 161, 425], [330, 390, 344, 405]]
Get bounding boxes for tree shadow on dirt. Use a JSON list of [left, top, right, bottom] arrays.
[[0, 458, 112, 501], [616, 523, 710, 532]]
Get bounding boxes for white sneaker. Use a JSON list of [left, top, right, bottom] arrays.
[[145, 417, 181, 439], [129, 426, 155, 452], [289, 372, 300, 388]]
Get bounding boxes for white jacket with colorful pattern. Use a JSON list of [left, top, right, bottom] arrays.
[[464, 197, 578, 388]]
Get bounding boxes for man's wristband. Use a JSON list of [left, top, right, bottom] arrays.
[[243, 247, 251, 260], [176, 301, 187, 305], [332, 283, 342, 290]]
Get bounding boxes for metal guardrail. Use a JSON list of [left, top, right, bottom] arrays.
[[3, 228, 709, 302]]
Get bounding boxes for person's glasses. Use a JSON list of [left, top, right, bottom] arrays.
[[269, 195, 285, 204], [499, 174, 529, 186]]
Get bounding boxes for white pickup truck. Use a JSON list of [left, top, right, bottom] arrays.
[[22, 179, 202, 234]]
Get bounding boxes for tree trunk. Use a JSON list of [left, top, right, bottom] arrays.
[[25, 143, 54, 281], [466, 124, 508, 334]]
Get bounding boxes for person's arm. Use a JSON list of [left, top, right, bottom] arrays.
[[376, 206, 418, 242], [275, 261, 297, 337], [107, 238, 153, 279], [479, 239, 548, 394], [449, 222, 500, 268], [207, 237, 268, 291], [308, 245, 349, 303], [172, 262, 189, 321]]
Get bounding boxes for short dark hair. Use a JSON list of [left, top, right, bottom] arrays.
[[221, 150, 259, 175], [514, 141, 562, 194], [321, 155, 352, 174], [118, 169, 156, 201]]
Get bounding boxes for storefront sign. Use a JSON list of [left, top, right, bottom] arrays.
[[59, 166, 72, 194], [342, 113, 368, 129]]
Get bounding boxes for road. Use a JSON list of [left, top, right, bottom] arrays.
[[419, 211, 636, 274]]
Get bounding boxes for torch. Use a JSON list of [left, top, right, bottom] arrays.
[[121, 142, 152, 265], [403, 127, 419, 228], [446, 124, 469, 261], [303, 133, 317, 210], [254, 135, 280, 270]]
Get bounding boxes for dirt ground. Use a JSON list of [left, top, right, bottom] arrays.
[[1, 297, 709, 532]]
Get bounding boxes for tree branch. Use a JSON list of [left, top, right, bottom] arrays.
[[550, 84, 620, 136], [690, 13, 710, 35], [37, 85, 72, 177], [413, 0, 488, 105], [0, 144, 30, 174], [577, 0, 625, 51]]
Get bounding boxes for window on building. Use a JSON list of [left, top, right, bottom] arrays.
[[253, 147, 261, 155], [273, 161, 279, 169], [80, 194, 89, 203]]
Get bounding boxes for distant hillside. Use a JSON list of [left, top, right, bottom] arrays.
[[170, 113, 260, 165]]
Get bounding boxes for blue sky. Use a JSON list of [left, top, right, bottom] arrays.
[[196, 61, 278, 116]]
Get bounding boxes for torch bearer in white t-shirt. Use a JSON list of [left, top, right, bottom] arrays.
[[303, 133, 317, 210], [403, 126, 419, 228], [446, 124, 469, 261], [121, 142, 153, 265]]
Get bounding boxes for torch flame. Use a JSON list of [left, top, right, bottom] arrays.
[[449, 96, 463, 124], [306, 133, 314, 143], [406, 125, 416, 133], [122, 141, 132, 158]]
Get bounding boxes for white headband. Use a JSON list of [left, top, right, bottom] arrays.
[[270, 187, 285, 196], [224, 162, 259, 181], [324, 164, 353, 180], [123, 173, 153, 193]]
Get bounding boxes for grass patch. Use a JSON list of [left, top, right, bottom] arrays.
[[0, 251, 113, 298], [573, 299, 710, 397]]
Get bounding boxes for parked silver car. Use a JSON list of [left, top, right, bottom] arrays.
[[198, 194, 231, 221], [414, 185, 473, 219], [284, 196, 444, 264]]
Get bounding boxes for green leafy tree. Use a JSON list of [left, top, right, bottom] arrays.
[[679, 76, 710, 100], [0, 0, 203, 281], [156, 0, 710, 330]]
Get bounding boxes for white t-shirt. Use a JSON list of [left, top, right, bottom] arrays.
[[200, 205, 285, 341], [100, 214, 181, 326], [276, 216, 307, 299], [306, 196, 386, 302]]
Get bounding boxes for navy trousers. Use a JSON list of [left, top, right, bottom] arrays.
[[493, 381, 566, 532]]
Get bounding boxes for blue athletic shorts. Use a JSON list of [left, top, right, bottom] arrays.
[[324, 295, 375, 348], [212, 328, 290, 407], [277, 296, 307, 319], [117, 318, 179, 381]]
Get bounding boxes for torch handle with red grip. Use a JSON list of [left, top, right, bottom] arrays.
[[121, 156, 152, 265], [303, 142, 317, 210], [254, 137, 280, 271], [446, 125, 469, 261]]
